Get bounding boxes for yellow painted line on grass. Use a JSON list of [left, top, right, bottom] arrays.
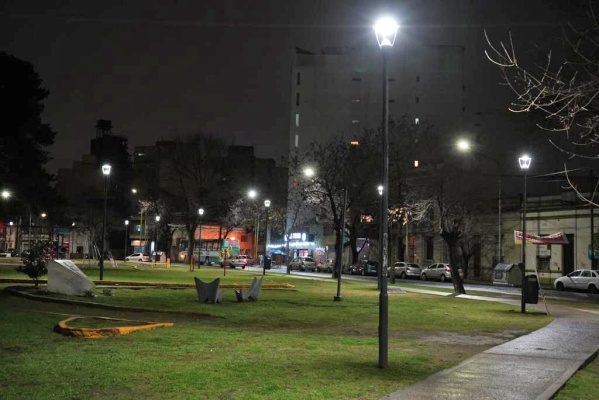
[[54, 316, 173, 339]]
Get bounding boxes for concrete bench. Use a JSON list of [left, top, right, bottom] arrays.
[[194, 277, 224, 304], [235, 277, 263, 302]]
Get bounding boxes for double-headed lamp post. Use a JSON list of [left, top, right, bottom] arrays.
[[99, 164, 111, 281], [263, 199, 271, 276], [374, 16, 398, 370], [519, 154, 532, 314]]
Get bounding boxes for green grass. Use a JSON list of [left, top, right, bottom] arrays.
[[0, 262, 558, 399], [553, 355, 599, 400]]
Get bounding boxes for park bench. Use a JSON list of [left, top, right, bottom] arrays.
[[194, 277, 224, 304], [235, 277, 263, 302]]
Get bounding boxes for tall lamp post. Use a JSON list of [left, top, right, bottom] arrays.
[[374, 16, 398, 370], [519, 155, 531, 313], [263, 199, 271, 276], [100, 164, 111, 281], [154, 215, 160, 261], [198, 208, 204, 269], [124, 220, 129, 259], [334, 188, 347, 301], [248, 189, 259, 261], [457, 139, 504, 267]]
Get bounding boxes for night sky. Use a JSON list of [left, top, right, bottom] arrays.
[[1, 0, 569, 173]]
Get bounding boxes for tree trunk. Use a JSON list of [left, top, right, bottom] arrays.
[[441, 231, 466, 294]]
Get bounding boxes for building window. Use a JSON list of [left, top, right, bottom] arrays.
[[296, 92, 300, 106], [416, 75, 420, 82], [414, 117, 420, 125], [388, 78, 396, 82], [426, 237, 434, 260], [295, 134, 299, 148], [352, 77, 362, 82], [297, 72, 301, 86], [389, 99, 395, 103], [295, 113, 299, 127], [351, 98, 361, 103], [351, 120, 360, 124], [415, 96, 420, 104]]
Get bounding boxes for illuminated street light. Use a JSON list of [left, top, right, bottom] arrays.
[[374, 15, 398, 370], [1, 190, 10, 200], [519, 154, 532, 314], [100, 164, 111, 280], [198, 208, 205, 269], [263, 199, 271, 276]]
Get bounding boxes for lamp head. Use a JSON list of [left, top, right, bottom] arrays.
[[456, 139, 471, 152], [374, 17, 399, 48], [125, 220, 129, 226], [303, 167, 315, 178], [102, 164, 112, 176], [248, 189, 257, 199], [1, 190, 10, 200], [377, 185, 384, 196], [155, 215, 161, 222], [264, 199, 271, 208], [518, 155, 532, 170], [198, 208, 204, 216]]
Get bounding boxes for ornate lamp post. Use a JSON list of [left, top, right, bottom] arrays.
[[100, 164, 111, 280], [374, 16, 398, 369], [519, 154, 531, 313]]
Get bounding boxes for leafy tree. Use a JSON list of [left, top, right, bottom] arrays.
[[0, 52, 56, 216], [16, 241, 54, 286]]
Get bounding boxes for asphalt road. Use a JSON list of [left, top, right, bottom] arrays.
[[245, 265, 599, 305]]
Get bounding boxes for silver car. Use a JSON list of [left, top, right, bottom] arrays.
[[421, 263, 454, 282], [289, 257, 316, 272], [389, 262, 422, 279], [554, 270, 599, 293]]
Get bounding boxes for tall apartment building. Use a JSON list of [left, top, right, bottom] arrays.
[[289, 43, 466, 154]]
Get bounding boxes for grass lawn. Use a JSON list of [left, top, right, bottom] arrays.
[[0, 261, 556, 399]]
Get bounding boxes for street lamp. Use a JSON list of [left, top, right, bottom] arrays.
[[1, 190, 10, 200], [263, 199, 271, 276], [374, 15, 398, 369], [519, 154, 531, 314], [247, 190, 259, 261], [124, 220, 129, 259], [198, 208, 204, 269], [457, 139, 504, 268], [154, 215, 160, 261], [100, 164, 111, 280]]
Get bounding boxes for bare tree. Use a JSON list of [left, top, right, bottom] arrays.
[[485, 5, 599, 161]]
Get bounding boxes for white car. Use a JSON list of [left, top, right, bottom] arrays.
[[554, 269, 599, 294], [388, 262, 422, 279], [125, 253, 150, 262]]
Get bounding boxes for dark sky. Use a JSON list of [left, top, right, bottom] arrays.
[[1, 0, 570, 173]]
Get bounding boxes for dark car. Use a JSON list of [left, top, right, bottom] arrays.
[[349, 260, 379, 276]]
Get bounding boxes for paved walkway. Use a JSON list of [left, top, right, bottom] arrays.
[[382, 289, 599, 400]]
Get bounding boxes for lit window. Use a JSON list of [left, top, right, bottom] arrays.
[[351, 98, 361, 103], [414, 160, 419, 168], [295, 134, 299, 147], [351, 120, 360, 124], [295, 113, 299, 127], [415, 118, 420, 125]]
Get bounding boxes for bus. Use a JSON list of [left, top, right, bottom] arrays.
[[177, 239, 240, 265]]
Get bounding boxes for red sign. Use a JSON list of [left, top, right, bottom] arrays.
[[514, 231, 569, 245]]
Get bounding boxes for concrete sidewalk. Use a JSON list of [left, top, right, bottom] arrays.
[[382, 292, 599, 400]]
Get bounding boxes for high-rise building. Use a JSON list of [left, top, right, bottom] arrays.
[[289, 43, 465, 154]]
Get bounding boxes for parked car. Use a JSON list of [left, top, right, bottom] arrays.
[[554, 269, 599, 294], [349, 260, 379, 276], [388, 262, 422, 279], [125, 253, 150, 262], [316, 259, 334, 273], [420, 263, 462, 282], [229, 255, 255, 269], [0, 249, 11, 257], [289, 257, 316, 271]]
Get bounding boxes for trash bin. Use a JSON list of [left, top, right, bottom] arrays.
[[264, 256, 272, 270], [525, 274, 539, 304]]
